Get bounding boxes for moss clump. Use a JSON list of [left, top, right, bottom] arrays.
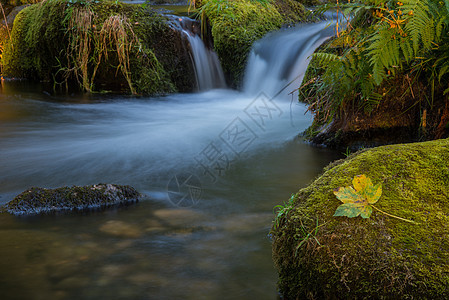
[[271, 138, 449, 299], [2, 1, 65, 79], [0, 0, 39, 5], [1, 0, 191, 94], [2, 183, 141, 215], [273, 0, 306, 24], [0, 25, 8, 65], [0, 3, 32, 65], [200, 0, 306, 87]]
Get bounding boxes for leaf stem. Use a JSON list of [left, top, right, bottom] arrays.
[[371, 205, 417, 224]]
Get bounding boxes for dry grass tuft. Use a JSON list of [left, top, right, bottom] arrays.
[[66, 6, 95, 91], [95, 14, 139, 94]]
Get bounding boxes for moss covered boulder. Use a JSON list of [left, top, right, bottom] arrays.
[[0, 2, 31, 60], [1, 0, 195, 94], [2, 184, 141, 215], [271, 138, 449, 299]]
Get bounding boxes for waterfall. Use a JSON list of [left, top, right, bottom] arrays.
[[243, 21, 337, 98], [168, 16, 226, 91]]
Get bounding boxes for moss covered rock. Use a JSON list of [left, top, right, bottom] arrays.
[[1, 0, 194, 94], [201, 0, 306, 87], [271, 138, 449, 299], [2, 184, 141, 215], [0, 0, 39, 5], [0, 3, 30, 62]]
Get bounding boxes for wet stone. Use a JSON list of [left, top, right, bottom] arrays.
[[2, 184, 141, 215]]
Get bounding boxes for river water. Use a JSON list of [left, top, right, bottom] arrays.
[[0, 22, 340, 299]]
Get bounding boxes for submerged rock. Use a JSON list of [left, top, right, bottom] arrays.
[[99, 220, 142, 238], [2, 184, 141, 215], [271, 138, 449, 299]]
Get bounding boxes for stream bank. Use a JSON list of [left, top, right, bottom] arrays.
[[300, 1, 449, 150]]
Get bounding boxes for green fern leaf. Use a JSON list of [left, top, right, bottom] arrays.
[[403, 0, 433, 53], [312, 52, 341, 66]]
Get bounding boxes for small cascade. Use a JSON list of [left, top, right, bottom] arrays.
[[168, 16, 226, 91], [243, 21, 337, 98]]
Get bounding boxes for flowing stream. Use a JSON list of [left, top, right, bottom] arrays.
[[0, 21, 340, 299], [168, 16, 226, 91]]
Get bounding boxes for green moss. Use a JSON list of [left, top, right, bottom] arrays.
[[1, 0, 184, 94], [271, 138, 449, 298], [0, 26, 8, 64], [273, 0, 306, 24], [2, 3, 49, 79], [0, 0, 39, 6]]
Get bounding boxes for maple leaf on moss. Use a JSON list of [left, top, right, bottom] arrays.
[[333, 174, 382, 219], [333, 175, 416, 223]]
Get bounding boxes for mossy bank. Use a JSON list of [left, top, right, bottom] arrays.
[[271, 138, 449, 299], [300, 0, 449, 149], [1, 0, 195, 94]]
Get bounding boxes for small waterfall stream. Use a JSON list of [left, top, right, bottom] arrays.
[[243, 21, 336, 97], [168, 16, 226, 91]]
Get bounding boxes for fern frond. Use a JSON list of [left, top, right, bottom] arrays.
[[438, 63, 449, 81], [400, 38, 414, 62], [366, 24, 399, 85], [312, 52, 341, 66], [402, 0, 433, 53]]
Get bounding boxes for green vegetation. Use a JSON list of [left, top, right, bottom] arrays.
[[271, 138, 449, 298], [0, 1, 46, 63], [273, 193, 296, 230], [197, 0, 306, 86], [300, 0, 449, 146], [0, 8, 9, 66], [0, 0, 40, 6], [0, 0, 195, 94]]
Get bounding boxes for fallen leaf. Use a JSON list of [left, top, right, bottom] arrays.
[[333, 175, 382, 219]]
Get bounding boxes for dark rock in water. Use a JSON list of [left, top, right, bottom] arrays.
[[2, 184, 141, 215]]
